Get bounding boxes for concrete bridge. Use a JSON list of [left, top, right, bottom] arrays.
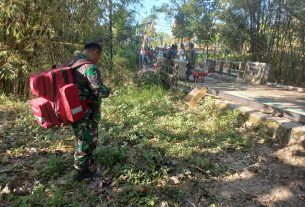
[[158, 58, 305, 124], [158, 57, 305, 150]]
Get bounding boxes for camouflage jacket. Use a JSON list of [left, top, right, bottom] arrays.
[[66, 53, 110, 105], [186, 48, 196, 68]]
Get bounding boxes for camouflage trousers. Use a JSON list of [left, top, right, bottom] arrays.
[[71, 107, 100, 170]]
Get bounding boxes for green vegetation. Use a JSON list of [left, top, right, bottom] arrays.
[[157, 0, 305, 86], [0, 1, 294, 206], [0, 84, 269, 206], [0, 0, 141, 98], [33, 156, 69, 181]]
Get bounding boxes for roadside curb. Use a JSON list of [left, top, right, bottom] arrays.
[[210, 96, 305, 147]]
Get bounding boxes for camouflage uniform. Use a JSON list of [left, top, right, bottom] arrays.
[[186, 48, 196, 79], [67, 53, 110, 170]]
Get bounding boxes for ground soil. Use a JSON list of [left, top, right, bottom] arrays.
[[1, 100, 305, 207], [182, 144, 305, 207]]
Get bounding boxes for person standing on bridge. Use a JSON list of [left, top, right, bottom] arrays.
[[165, 44, 178, 73], [186, 43, 196, 81], [166, 44, 178, 61], [178, 43, 186, 61]]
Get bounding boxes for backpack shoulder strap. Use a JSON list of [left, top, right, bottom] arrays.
[[71, 61, 92, 69]]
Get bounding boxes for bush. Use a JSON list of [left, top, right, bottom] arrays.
[[34, 156, 68, 180], [93, 145, 125, 167], [138, 72, 161, 87]]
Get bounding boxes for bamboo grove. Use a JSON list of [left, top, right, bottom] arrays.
[[0, 0, 140, 98], [1, 0, 305, 99]]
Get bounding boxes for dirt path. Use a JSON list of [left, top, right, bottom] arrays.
[[210, 146, 304, 206], [163, 141, 305, 207]]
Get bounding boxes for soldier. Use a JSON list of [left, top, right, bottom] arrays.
[[66, 42, 111, 181], [186, 43, 196, 81]]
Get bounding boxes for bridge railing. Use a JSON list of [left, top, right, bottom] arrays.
[[157, 58, 187, 88], [158, 57, 270, 88], [214, 60, 241, 78], [208, 59, 270, 84]]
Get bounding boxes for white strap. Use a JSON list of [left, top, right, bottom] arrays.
[[71, 106, 83, 115]]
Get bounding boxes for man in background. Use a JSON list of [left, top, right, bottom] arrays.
[[186, 43, 196, 81]]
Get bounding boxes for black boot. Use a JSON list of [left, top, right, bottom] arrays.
[[74, 168, 101, 182]]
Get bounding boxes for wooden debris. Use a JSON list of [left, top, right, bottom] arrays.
[[184, 86, 208, 108]]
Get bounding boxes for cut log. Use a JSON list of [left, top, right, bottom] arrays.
[[184, 86, 208, 108]]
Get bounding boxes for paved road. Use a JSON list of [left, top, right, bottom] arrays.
[[194, 75, 305, 123]]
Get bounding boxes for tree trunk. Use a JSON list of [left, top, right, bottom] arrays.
[[109, 0, 113, 71], [206, 43, 209, 60], [24, 76, 29, 100], [213, 42, 217, 58]]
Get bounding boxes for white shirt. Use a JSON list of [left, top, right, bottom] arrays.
[[178, 49, 185, 59]]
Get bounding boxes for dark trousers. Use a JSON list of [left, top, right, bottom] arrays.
[[186, 64, 194, 79]]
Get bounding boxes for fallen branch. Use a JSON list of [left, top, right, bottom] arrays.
[[195, 166, 205, 173]]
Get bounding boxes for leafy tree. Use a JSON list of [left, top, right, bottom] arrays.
[[157, 0, 218, 58], [217, 0, 305, 84]]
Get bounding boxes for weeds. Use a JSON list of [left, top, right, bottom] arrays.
[[93, 145, 126, 167], [0, 85, 271, 206], [34, 156, 69, 181]]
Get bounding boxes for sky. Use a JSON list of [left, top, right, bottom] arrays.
[[134, 0, 173, 35]]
